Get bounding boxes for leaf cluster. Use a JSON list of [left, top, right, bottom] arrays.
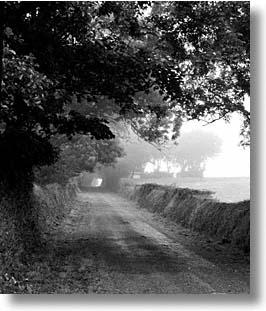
[[0, 1, 250, 178], [34, 135, 124, 185]]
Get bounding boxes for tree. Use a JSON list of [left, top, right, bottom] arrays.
[[169, 130, 223, 177], [0, 1, 250, 252], [34, 135, 124, 186], [0, 1, 163, 252], [101, 134, 163, 190], [148, 1, 250, 119], [1, 2, 250, 146]]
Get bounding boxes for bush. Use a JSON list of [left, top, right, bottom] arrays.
[[33, 182, 78, 237], [119, 180, 250, 252]]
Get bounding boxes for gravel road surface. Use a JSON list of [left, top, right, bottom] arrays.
[[51, 191, 249, 294]]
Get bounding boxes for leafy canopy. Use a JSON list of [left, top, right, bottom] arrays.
[[34, 135, 124, 185], [0, 1, 250, 175]]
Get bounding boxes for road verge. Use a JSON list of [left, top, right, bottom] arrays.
[[119, 180, 250, 253]]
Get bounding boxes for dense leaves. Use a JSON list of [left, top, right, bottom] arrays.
[[35, 135, 124, 185], [0, 2, 250, 169], [0, 1, 250, 195], [149, 1, 250, 121], [0, 0, 250, 191], [1, 2, 250, 153], [0, 129, 57, 173], [0, 1, 250, 274]]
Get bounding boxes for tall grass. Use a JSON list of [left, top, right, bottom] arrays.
[[120, 180, 250, 252]]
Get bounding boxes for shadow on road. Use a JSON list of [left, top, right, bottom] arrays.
[[52, 232, 187, 275]]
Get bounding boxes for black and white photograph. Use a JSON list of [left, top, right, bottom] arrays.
[[0, 0, 252, 297]]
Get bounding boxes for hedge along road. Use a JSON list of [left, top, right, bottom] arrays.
[[51, 191, 250, 294]]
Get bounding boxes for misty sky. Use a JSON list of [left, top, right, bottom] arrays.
[[144, 110, 250, 178], [181, 112, 250, 178]]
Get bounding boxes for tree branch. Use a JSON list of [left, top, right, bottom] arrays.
[[201, 113, 229, 126]]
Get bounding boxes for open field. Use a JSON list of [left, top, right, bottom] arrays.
[[129, 177, 250, 203]]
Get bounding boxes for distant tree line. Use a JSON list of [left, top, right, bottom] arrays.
[[99, 130, 222, 190], [0, 2, 249, 252]]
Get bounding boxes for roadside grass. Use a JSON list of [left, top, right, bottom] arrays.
[[120, 181, 250, 253], [0, 182, 80, 293], [129, 176, 250, 203]]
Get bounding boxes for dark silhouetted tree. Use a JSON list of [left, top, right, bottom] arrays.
[[101, 135, 163, 191], [0, 1, 249, 253], [34, 135, 124, 186]]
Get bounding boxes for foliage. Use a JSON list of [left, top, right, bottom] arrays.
[[148, 1, 250, 123], [102, 129, 223, 187], [1, 2, 153, 142], [101, 134, 164, 190], [34, 135, 124, 186], [0, 1, 250, 256], [130, 89, 183, 142], [1, 1, 250, 152], [120, 138, 162, 172], [120, 181, 250, 252], [166, 130, 223, 177], [33, 183, 76, 235]]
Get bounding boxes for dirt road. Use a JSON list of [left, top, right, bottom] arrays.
[[48, 191, 249, 294]]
